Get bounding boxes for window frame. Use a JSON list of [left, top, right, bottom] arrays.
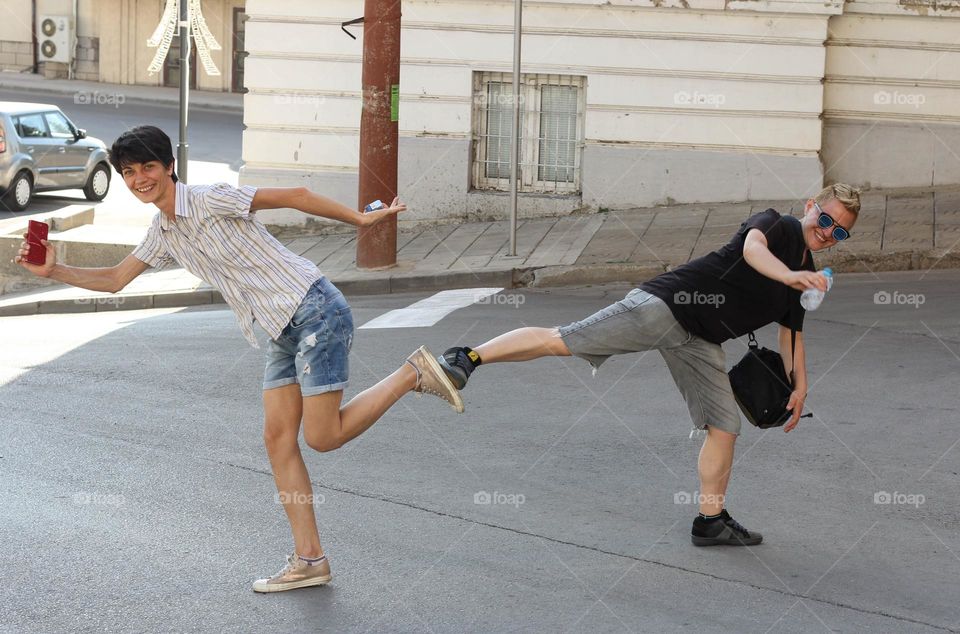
[[44, 111, 76, 139], [14, 113, 51, 139], [472, 72, 585, 195]]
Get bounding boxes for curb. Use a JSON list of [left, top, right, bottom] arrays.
[[0, 77, 243, 114], [2, 251, 958, 318], [0, 268, 522, 317]]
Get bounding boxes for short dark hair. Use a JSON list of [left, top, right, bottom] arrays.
[[109, 125, 178, 183]]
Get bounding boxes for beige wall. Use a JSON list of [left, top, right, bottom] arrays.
[[95, 0, 242, 91], [0, 0, 32, 42], [822, 0, 960, 188]]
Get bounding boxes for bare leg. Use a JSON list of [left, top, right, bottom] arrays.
[[263, 384, 323, 558], [697, 426, 737, 516], [264, 365, 420, 556], [474, 326, 571, 363], [301, 364, 418, 453]]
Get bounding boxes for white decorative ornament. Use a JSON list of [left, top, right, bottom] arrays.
[[147, 0, 222, 77]]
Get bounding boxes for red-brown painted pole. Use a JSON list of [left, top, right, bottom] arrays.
[[356, 0, 401, 270]]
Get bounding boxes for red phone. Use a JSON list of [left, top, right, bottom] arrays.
[[26, 220, 49, 265]]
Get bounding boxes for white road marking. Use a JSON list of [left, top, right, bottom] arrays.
[[359, 288, 504, 329]]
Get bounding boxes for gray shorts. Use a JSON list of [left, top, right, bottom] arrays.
[[558, 289, 741, 435]]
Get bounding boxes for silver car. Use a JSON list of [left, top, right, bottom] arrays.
[[0, 102, 111, 211]]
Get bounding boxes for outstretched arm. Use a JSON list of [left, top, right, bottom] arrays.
[[251, 187, 406, 228], [743, 228, 827, 292], [16, 238, 149, 293], [779, 325, 808, 433]]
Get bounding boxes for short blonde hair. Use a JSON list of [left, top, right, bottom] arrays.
[[814, 183, 861, 216]]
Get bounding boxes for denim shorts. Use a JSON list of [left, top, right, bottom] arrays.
[[558, 289, 742, 436], [263, 277, 354, 396]]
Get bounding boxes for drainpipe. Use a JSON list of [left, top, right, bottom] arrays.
[[70, 0, 78, 79], [31, 0, 38, 73]]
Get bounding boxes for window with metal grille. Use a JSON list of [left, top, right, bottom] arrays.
[[473, 72, 584, 194]]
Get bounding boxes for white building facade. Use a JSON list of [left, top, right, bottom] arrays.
[[0, 0, 247, 92], [239, 0, 960, 225]]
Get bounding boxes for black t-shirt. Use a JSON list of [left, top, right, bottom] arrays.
[[640, 209, 815, 345]]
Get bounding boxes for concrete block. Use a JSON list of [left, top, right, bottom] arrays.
[[0, 41, 28, 53], [0, 302, 39, 317], [152, 291, 213, 308], [389, 269, 515, 294], [37, 298, 96, 314], [94, 295, 153, 312], [530, 264, 665, 288], [334, 277, 391, 296]]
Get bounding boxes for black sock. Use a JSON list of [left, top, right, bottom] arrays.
[[464, 346, 482, 366], [699, 511, 723, 521]]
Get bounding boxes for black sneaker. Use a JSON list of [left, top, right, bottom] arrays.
[[437, 346, 479, 390], [691, 510, 763, 546]]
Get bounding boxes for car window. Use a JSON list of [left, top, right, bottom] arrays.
[[14, 114, 49, 138], [44, 112, 75, 139]]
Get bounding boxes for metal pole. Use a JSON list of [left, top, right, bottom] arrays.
[[177, 0, 191, 183], [508, 0, 522, 256], [356, 0, 401, 270]]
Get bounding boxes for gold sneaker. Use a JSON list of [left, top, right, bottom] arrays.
[[252, 553, 332, 593], [406, 345, 465, 413]]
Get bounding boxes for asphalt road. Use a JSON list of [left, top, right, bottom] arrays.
[[1, 271, 958, 633], [0, 87, 242, 220]]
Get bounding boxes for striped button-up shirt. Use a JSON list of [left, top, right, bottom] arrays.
[[132, 182, 322, 347]]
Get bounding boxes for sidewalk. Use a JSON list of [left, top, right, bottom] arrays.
[[0, 70, 242, 113], [1, 188, 958, 317]]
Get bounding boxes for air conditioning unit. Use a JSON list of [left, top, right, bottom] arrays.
[[37, 15, 74, 64]]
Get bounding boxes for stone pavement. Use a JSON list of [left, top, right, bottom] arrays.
[[1, 188, 958, 317], [0, 70, 242, 112]]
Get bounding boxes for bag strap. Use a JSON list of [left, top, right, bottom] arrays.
[[746, 329, 797, 385], [789, 327, 797, 386]]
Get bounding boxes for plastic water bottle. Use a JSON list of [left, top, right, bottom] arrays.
[[364, 200, 385, 213], [800, 268, 833, 311]]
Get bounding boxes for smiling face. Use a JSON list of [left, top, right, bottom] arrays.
[[121, 160, 176, 206], [801, 196, 858, 252]]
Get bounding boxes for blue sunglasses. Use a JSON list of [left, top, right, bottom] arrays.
[[814, 202, 851, 241]]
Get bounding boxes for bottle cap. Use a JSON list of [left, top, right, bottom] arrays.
[[822, 267, 833, 277]]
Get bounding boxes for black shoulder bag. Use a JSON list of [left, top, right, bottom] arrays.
[[728, 330, 811, 429]]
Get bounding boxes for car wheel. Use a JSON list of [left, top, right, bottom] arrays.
[[1, 171, 33, 212], [83, 163, 110, 201]]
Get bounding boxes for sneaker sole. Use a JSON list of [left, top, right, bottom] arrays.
[[436, 355, 467, 390], [691, 535, 763, 547], [417, 347, 465, 413], [252, 574, 332, 593]]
